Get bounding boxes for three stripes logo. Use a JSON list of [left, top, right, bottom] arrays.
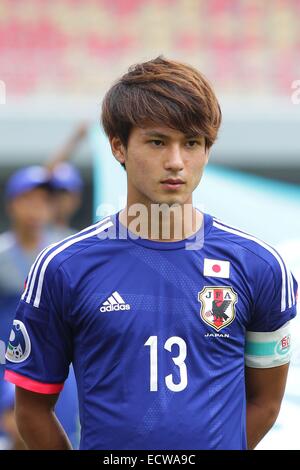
[[100, 291, 131, 312]]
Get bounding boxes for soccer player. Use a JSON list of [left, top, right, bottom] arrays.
[[4, 57, 298, 450]]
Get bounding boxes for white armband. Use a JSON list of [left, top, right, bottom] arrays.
[[245, 321, 291, 368]]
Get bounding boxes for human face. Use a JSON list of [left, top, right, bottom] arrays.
[[8, 187, 53, 232], [111, 126, 209, 208], [51, 190, 81, 225]]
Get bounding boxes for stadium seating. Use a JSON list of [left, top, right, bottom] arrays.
[[0, 0, 299, 95]]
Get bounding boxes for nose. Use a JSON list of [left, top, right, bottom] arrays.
[[163, 144, 184, 172]]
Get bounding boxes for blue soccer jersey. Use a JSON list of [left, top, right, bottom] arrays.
[[4, 213, 298, 450]]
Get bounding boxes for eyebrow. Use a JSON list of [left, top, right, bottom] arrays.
[[142, 131, 170, 138], [142, 130, 203, 139]]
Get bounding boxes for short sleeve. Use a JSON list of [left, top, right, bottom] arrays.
[[245, 256, 298, 368], [248, 259, 298, 332], [4, 261, 72, 394]]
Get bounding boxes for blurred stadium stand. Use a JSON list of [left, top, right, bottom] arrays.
[[1, 0, 300, 172], [0, 0, 299, 95], [1, 0, 299, 219]]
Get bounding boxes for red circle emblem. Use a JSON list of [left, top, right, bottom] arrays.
[[212, 264, 221, 273]]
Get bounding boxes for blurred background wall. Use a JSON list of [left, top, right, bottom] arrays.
[[1, 0, 300, 230]]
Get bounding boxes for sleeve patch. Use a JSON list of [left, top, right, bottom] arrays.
[[245, 321, 291, 368], [5, 320, 31, 363]]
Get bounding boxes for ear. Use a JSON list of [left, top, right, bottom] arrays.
[[110, 136, 126, 166]]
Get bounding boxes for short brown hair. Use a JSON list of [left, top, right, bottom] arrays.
[[101, 56, 222, 168]]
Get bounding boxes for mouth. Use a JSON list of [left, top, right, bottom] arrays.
[[160, 178, 185, 191]]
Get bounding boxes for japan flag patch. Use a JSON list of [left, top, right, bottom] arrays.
[[203, 259, 230, 278]]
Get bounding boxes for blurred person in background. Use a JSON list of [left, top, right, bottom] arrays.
[[0, 166, 53, 449], [46, 124, 87, 239], [0, 166, 79, 449], [0, 166, 54, 349], [50, 162, 83, 239]]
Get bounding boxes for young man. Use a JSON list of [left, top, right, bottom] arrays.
[[4, 57, 298, 450]]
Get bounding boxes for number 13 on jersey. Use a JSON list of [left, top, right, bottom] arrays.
[[144, 336, 188, 392]]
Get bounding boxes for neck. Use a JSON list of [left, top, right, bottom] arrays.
[[119, 201, 203, 242], [13, 226, 42, 251]]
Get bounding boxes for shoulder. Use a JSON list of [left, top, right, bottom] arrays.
[[21, 216, 114, 308], [210, 216, 288, 275], [43, 216, 115, 271], [210, 217, 296, 313]]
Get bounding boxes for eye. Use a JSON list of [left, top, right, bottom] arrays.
[[149, 139, 164, 147], [186, 140, 200, 148]]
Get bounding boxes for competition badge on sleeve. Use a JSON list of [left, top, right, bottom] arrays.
[[5, 320, 31, 363]]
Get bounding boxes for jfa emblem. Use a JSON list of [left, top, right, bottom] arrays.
[[198, 286, 238, 331]]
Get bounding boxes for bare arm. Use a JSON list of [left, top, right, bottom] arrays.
[[245, 363, 289, 449], [15, 386, 72, 450], [45, 123, 89, 172]]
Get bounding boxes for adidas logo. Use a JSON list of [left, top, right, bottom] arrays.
[[100, 291, 131, 312]]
